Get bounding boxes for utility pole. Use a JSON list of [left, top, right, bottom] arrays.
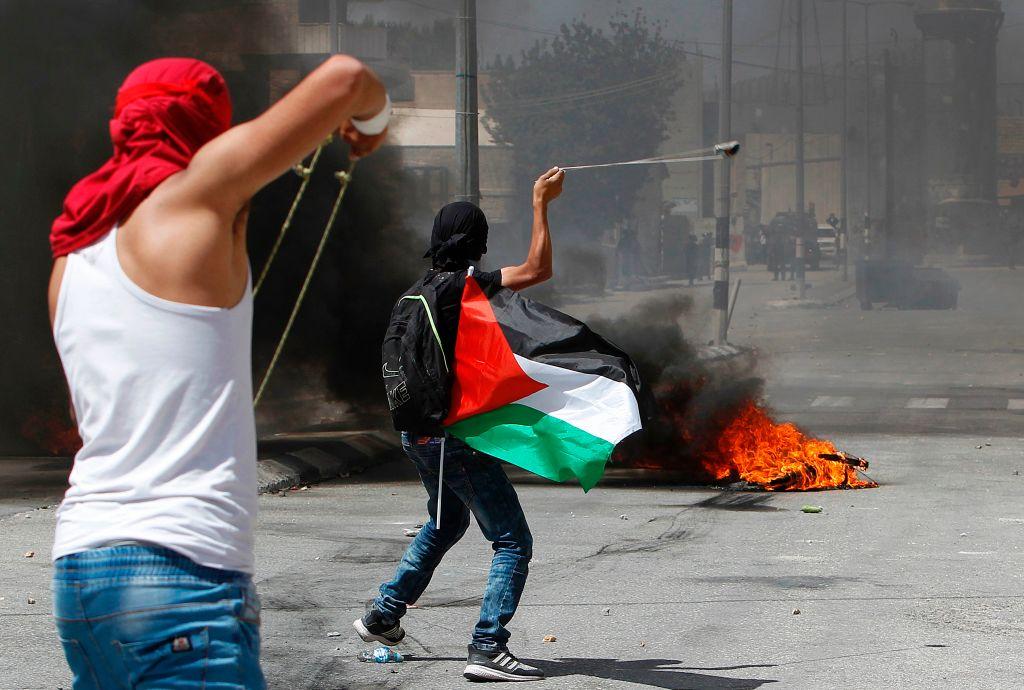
[[884, 48, 896, 260], [840, 0, 850, 281], [796, 0, 807, 299], [714, 0, 733, 344], [455, 0, 479, 205], [863, 4, 872, 258]]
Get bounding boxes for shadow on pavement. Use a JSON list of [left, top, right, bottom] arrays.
[[529, 657, 777, 689], [403, 656, 776, 688]]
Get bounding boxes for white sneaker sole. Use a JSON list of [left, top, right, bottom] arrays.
[[352, 618, 404, 646], [463, 663, 544, 682]]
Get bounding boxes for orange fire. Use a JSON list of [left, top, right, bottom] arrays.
[[699, 402, 875, 491], [618, 380, 876, 490], [20, 411, 82, 457]]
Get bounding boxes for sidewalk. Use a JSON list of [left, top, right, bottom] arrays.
[[0, 429, 404, 516]]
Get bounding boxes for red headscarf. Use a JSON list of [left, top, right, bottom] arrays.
[[50, 58, 233, 258]]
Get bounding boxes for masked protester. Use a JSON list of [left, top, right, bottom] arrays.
[[356, 168, 564, 683], [48, 56, 389, 688]]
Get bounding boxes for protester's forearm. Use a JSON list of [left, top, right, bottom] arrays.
[[522, 200, 553, 282]]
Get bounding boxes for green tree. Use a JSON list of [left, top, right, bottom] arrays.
[[484, 10, 683, 238]]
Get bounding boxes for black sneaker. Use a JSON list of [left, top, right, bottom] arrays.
[[353, 609, 405, 646], [464, 644, 545, 682]]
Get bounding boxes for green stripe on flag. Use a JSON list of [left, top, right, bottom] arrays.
[[447, 404, 613, 492]]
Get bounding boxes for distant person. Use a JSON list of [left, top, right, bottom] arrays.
[[356, 169, 565, 682], [699, 232, 712, 280], [48, 56, 388, 688], [786, 232, 797, 280], [767, 230, 780, 280], [684, 232, 698, 286], [616, 220, 642, 289]]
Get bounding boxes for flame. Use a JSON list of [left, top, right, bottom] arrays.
[[20, 411, 81, 457], [618, 381, 875, 491], [699, 402, 875, 491]]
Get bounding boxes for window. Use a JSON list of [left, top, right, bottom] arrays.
[[298, 0, 347, 24]]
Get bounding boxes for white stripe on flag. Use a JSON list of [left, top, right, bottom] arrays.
[[513, 355, 642, 445]]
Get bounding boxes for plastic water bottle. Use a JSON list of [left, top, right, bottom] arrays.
[[358, 647, 403, 663]]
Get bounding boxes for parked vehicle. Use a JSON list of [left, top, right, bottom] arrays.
[[817, 224, 837, 266], [767, 212, 820, 270]]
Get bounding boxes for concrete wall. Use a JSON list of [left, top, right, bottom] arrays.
[[659, 56, 705, 223], [736, 133, 842, 225]]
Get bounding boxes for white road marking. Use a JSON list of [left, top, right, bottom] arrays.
[[1008, 399, 1024, 410], [811, 396, 854, 408], [906, 397, 949, 409]]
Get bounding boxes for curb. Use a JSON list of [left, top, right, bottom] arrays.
[[256, 431, 402, 494], [697, 343, 746, 361], [766, 285, 856, 310]]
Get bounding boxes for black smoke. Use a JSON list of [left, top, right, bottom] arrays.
[[586, 293, 762, 476]]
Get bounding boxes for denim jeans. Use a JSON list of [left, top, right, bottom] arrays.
[[53, 545, 265, 690], [374, 433, 533, 651]]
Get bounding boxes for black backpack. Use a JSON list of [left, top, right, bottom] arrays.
[[382, 271, 459, 435]]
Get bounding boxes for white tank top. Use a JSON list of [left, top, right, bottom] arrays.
[[51, 227, 257, 573]]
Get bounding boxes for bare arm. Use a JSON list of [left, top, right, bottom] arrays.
[[500, 167, 564, 291], [116, 55, 387, 308], [174, 55, 387, 218]]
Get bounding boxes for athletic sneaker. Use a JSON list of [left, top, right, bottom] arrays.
[[464, 644, 545, 682], [353, 609, 405, 646]]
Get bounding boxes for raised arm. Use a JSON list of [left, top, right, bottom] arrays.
[[174, 55, 387, 217], [500, 167, 564, 291]]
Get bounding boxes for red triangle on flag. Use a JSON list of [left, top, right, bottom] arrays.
[[444, 275, 547, 426]]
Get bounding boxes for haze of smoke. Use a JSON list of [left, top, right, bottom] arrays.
[[587, 293, 762, 475], [249, 148, 423, 430]]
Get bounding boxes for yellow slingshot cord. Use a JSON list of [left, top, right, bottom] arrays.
[[253, 160, 357, 408]]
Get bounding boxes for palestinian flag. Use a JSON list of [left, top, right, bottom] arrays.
[[444, 273, 645, 491]]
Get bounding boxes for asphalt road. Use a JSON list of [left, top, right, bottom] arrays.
[[2, 434, 1024, 690], [2, 264, 1023, 689]]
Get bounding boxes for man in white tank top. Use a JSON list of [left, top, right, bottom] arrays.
[[47, 56, 389, 689]]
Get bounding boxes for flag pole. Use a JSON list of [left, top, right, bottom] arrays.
[[437, 436, 446, 530]]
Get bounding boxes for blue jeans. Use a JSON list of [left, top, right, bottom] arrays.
[[374, 434, 533, 651], [53, 545, 265, 689]]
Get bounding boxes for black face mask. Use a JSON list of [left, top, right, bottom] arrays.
[[424, 201, 489, 271]]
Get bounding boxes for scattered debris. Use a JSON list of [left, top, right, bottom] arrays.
[[359, 647, 403, 663], [619, 514, 628, 520], [801, 505, 823, 513], [299, 486, 310, 491], [640, 640, 646, 648], [277, 490, 288, 497], [23, 551, 34, 559], [543, 635, 557, 643], [27, 597, 35, 605], [326, 631, 341, 638], [1014, 471, 1019, 476], [602, 608, 611, 616], [792, 608, 801, 615], [976, 445, 984, 450], [403, 528, 421, 538], [818, 451, 869, 470]]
